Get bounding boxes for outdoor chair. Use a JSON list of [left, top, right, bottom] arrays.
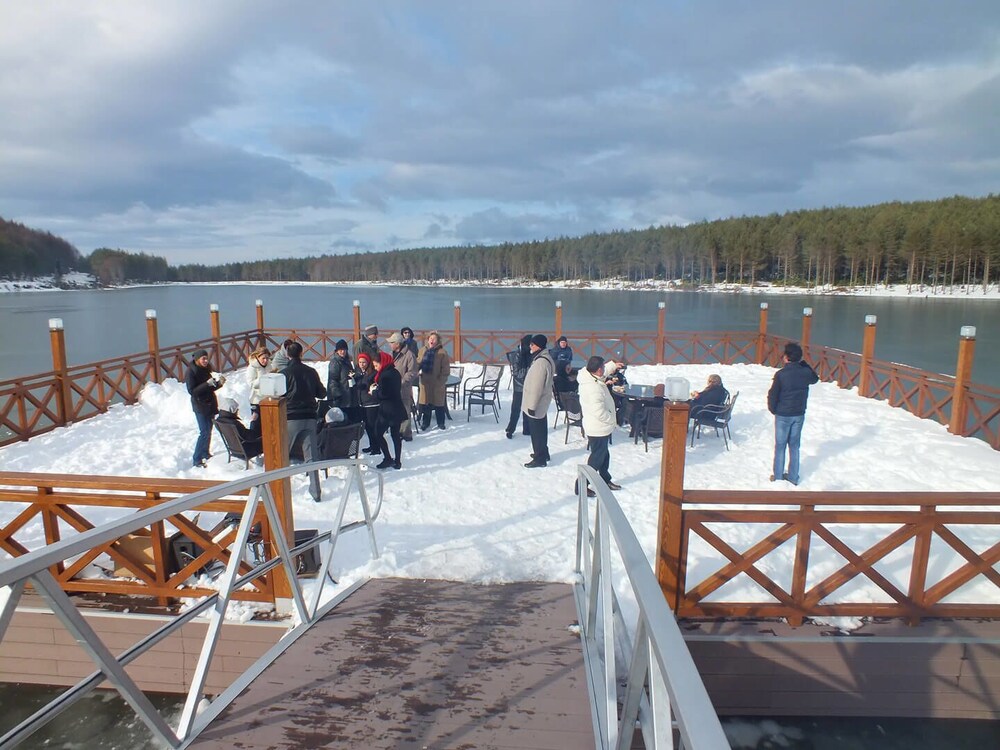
[[461, 364, 488, 408], [318, 420, 365, 463], [466, 364, 505, 422], [638, 404, 664, 453], [446, 365, 464, 409], [213, 418, 262, 469], [558, 391, 585, 444], [690, 391, 739, 450], [552, 388, 567, 427]]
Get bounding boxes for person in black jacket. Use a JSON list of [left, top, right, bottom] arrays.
[[355, 352, 381, 455], [372, 352, 407, 469], [185, 349, 225, 468], [326, 339, 354, 414], [767, 341, 819, 485], [688, 374, 728, 421], [504, 334, 532, 439], [283, 342, 326, 502]]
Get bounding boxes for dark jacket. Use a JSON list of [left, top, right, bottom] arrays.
[[553, 367, 578, 393], [505, 335, 532, 394], [768, 360, 819, 417], [283, 359, 325, 420], [356, 366, 378, 408], [185, 362, 221, 415], [374, 364, 407, 425], [690, 383, 728, 420], [550, 344, 573, 370], [326, 353, 354, 408], [354, 336, 381, 369]]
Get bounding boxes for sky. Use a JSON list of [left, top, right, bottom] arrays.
[[2, 2, 999, 265]]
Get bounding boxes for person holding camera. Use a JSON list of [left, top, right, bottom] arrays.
[[185, 349, 226, 468]]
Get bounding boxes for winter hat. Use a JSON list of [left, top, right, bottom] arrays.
[[335, 339, 349, 352], [364, 324, 378, 336], [218, 397, 238, 414], [557, 335, 568, 344], [193, 349, 209, 361], [530, 334, 548, 349], [324, 407, 346, 424], [357, 352, 372, 364], [386, 332, 403, 346]]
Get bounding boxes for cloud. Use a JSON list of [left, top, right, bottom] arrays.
[[0, 1, 998, 263]]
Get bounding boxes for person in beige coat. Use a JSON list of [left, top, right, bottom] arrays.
[[521, 334, 555, 467], [417, 331, 451, 430], [577, 355, 621, 494]]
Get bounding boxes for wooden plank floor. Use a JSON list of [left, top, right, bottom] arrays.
[[190, 578, 596, 750]]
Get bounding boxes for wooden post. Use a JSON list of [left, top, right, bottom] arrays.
[[255, 299, 265, 347], [801, 307, 813, 351], [145, 309, 161, 384], [949, 326, 977, 435], [756, 302, 769, 364], [656, 301, 666, 365], [859, 315, 877, 397], [48, 318, 70, 426], [259, 396, 294, 606], [209, 303, 222, 371], [453, 300, 463, 362], [655, 400, 690, 611], [555, 301, 563, 341], [352, 300, 361, 344]]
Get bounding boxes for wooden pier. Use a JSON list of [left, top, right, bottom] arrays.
[[190, 578, 596, 750]]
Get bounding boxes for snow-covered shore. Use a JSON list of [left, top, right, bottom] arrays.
[[3, 275, 999, 300], [2, 362, 998, 632]]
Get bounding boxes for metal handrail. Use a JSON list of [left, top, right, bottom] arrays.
[[0, 457, 383, 749], [573, 465, 729, 750]]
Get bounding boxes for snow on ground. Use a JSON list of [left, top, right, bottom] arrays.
[[2, 363, 998, 630]]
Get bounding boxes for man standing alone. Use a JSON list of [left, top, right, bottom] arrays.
[[577, 356, 621, 494], [283, 342, 326, 502], [522, 334, 554, 468], [767, 341, 819, 485]]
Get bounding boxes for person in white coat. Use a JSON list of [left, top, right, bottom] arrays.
[[577, 355, 622, 494]]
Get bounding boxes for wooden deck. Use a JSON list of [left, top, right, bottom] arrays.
[[190, 578, 596, 750]]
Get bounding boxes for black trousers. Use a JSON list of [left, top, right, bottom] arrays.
[[526, 414, 549, 462], [377, 419, 403, 463], [506, 391, 530, 435]]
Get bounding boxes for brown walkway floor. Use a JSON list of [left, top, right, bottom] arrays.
[[190, 578, 595, 750]]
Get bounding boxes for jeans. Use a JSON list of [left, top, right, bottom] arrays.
[[587, 435, 612, 483], [193, 411, 214, 465], [773, 414, 805, 485], [288, 418, 321, 501]]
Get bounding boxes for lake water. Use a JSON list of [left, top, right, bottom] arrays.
[[1, 284, 997, 387]]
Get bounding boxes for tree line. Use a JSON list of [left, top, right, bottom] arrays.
[[4, 194, 999, 290]]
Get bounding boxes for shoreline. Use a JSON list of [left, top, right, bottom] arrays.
[[4, 276, 1000, 300]]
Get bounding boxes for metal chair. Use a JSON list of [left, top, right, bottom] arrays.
[[558, 390, 585, 443], [213, 418, 262, 469], [466, 364, 505, 422], [461, 364, 487, 408], [552, 387, 566, 427], [638, 404, 664, 453], [690, 391, 738, 450], [446, 365, 464, 409]]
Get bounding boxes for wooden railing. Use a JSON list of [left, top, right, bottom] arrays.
[[0, 473, 276, 605], [2, 326, 999, 450], [671, 490, 1000, 625]]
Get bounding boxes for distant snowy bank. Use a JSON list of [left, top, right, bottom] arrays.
[[3, 274, 999, 300]]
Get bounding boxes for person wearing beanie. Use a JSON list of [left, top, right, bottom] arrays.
[[354, 324, 380, 369], [282, 341, 326, 502], [355, 351, 381, 454], [400, 326, 419, 358], [503, 334, 533, 439], [388, 332, 418, 440], [185, 349, 225, 467], [521, 334, 555, 468], [327, 338, 355, 414], [550, 335, 573, 371], [371, 351, 406, 469], [416, 331, 451, 430]]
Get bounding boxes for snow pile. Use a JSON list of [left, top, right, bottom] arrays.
[[2, 363, 998, 630]]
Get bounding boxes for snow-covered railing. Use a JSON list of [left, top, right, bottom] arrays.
[[0, 459, 381, 749], [573, 465, 729, 750]]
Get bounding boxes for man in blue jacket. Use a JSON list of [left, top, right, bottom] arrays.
[[767, 342, 819, 485]]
